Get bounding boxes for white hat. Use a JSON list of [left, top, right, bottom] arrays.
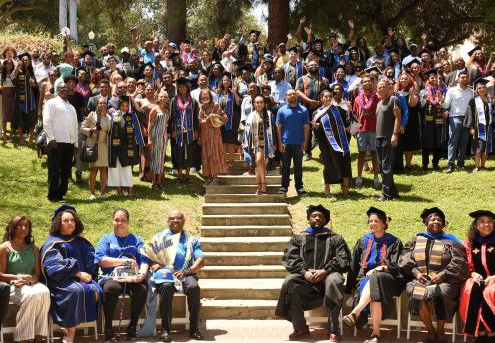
[[121, 47, 130, 54]]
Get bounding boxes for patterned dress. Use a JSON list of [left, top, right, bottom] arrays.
[[199, 105, 227, 177], [150, 111, 168, 174]]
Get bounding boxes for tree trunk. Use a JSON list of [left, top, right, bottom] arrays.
[[69, 0, 77, 40], [59, 0, 67, 31], [166, 0, 186, 44], [268, 0, 289, 45]]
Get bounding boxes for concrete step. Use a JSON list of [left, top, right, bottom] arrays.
[[200, 225, 293, 237], [204, 251, 283, 265], [217, 175, 281, 185], [204, 193, 285, 203], [202, 203, 288, 215], [199, 265, 287, 279], [200, 299, 278, 319], [230, 160, 249, 167], [199, 278, 283, 300], [205, 184, 280, 194], [201, 236, 289, 252], [201, 214, 291, 226]]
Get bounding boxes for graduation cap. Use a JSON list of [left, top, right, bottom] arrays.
[[468, 46, 482, 58], [473, 77, 490, 88], [82, 44, 91, 49], [211, 62, 224, 72], [81, 50, 95, 58], [469, 210, 495, 220], [420, 207, 446, 224], [306, 204, 330, 225], [176, 76, 190, 85], [347, 46, 359, 54], [17, 50, 31, 60], [423, 68, 438, 77], [367, 206, 391, 224], [363, 66, 382, 75], [334, 65, 346, 72], [318, 86, 336, 96], [183, 39, 193, 45], [238, 64, 252, 73], [249, 29, 261, 37], [52, 204, 76, 221], [405, 57, 421, 69]]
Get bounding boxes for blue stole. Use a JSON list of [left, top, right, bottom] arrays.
[[108, 111, 144, 146], [321, 106, 350, 155], [417, 232, 462, 245], [303, 227, 331, 235], [478, 122, 493, 153], [361, 233, 397, 270], [318, 65, 325, 77], [174, 98, 194, 147], [222, 93, 234, 131], [296, 61, 303, 78], [210, 77, 220, 91], [475, 232, 495, 244]]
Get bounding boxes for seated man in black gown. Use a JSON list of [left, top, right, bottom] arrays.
[[276, 204, 351, 342]]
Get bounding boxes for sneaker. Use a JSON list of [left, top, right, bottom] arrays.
[[373, 176, 381, 189], [297, 188, 308, 197], [473, 167, 479, 173], [190, 167, 197, 173], [89, 194, 96, 200], [445, 166, 455, 173], [172, 169, 178, 176], [304, 154, 312, 161], [355, 177, 363, 188], [101, 193, 107, 199], [277, 187, 287, 194]]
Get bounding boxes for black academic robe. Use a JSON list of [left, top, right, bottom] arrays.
[[421, 100, 447, 149], [463, 97, 494, 154], [398, 234, 469, 321], [314, 106, 352, 184], [345, 233, 405, 327], [168, 96, 199, 169], [275, 230, 351, 320]]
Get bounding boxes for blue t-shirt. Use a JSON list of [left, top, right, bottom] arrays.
[[137, 48, 155, 64], [276, 104, 309, 145], [94, 232, 148, 275]]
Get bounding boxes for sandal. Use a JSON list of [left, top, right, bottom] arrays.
[[363, 335, 380, 343], [343, 312, 357, 327]]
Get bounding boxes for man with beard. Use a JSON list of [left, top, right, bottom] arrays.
[[375, 80, 401, 200], [125, 54, 142, 80], [102, 43, 121, 68], [239, 27, 261, 69], [276, 204, 350, 342], [444, 53, 481, 87], [257, 54, 275, 84], [34, 52, 56, 88], [295, 59, 328, 160]]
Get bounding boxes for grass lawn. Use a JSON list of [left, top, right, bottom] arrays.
[[0, 139, 493, 247]]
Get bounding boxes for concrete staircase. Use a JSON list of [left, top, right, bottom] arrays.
[[199, 155, 291, 320]]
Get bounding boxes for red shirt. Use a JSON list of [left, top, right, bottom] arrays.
[[353, 92, 379, 132]]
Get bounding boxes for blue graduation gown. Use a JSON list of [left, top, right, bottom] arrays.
[[41, 234, 102, 327]]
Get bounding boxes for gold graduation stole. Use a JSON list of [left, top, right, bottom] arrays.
[[412, 236, 444, 300]]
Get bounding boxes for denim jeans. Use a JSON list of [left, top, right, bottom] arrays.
[[448, 116, 468, 168], [281, 144, 303, 190], [376, 137, 398, 199]]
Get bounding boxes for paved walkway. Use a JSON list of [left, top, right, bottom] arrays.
[[54, 320, 473, 343]]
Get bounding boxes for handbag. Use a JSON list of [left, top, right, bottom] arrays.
[[79, 114, 100, 163]]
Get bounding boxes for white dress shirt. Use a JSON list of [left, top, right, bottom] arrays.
[[43, 96, 78, 145], [268, 79, 292, 107], [442, 85, 474, 117]]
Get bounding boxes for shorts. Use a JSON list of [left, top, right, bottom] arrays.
[[356, 131, 376, 152]]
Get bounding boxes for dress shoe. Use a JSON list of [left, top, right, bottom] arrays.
[[289, 327, 310, 340], [189, 329, 204, 340], [126, 326, 137, 340], [329, 332, 341, 342], [445, 166, 455, 173], [160, 331, 172, 342]]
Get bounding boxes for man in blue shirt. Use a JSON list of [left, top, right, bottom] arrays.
[[276, 89, 310, 196], [143, 210, 205, 342]]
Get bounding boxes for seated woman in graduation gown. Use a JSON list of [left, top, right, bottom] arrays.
[[343, 207, 404, 343], [312, 88, 352, 198], [41, 205, 102, 343], [459, 210, 495, 342], [398, 207, 468, 343]]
